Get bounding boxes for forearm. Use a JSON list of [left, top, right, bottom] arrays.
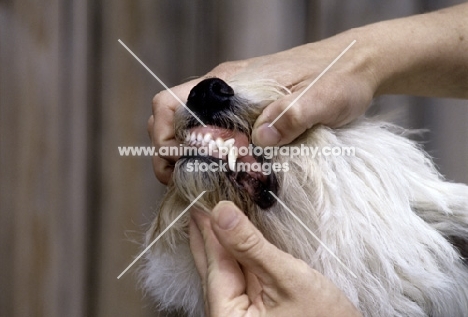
[[355, 3, 468, 99], [151, 4, 467, 154]]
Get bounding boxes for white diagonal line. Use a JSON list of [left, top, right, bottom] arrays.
[[118, 39, 206, 127], [268, 191, 357, 278], [269, 40, 357, 127], [117, 191, 206, 279]]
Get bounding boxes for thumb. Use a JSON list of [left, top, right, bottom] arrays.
[[252, 92, 317, 147], [211, 201, 294, 288]]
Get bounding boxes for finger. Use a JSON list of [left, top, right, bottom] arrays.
[[151, 79, 207, 184], [190, 211, 215, 315], [151, 84, 192, 149], [243, 267, 263, 304], [189, 216, 208, 279], [252, 90, 323, 147], [147, 115, 154, 142], [149, 113, 175, 184], [152, 143, 178, 185], [211, 201, 298, 291], [189, 217, 210, 315], [151, 93, 177, 150], [191, 209, 249, 307], [252, 75, 373, 147], [151, 77, 204, 142]]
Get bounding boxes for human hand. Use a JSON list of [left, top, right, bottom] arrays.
[[189, 201, 362, 317], [149, 3, 468, 184], [148, 31, 374, 184]]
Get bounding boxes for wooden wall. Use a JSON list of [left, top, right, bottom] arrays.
[[0, 0, 466, 317]]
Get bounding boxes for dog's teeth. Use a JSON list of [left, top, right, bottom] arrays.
[[201, 133, 212, 146], [203, 133, 212, 143], [228, 146, 238, 171], [185, 133, 190, 142], [190, 132, 196, 141], [215, 138, 224, 148], [197, 133, 203, 142], [224, 138, 235, 147], [209, 140, 217, 151]]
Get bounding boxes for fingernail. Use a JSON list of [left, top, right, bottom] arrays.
[[253, 123, 281, 146], [216, 203, 239, 230]]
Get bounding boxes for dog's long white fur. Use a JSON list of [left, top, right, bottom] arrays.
[[141, 77, 468, 317]]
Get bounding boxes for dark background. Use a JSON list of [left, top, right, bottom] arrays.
[[1, 0, 467, 316]]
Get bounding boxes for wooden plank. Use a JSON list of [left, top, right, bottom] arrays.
[[0, 0, 89, 316], [94, 0, 164, 316], [218, 0, 308, 60], [0, 2, 17, 316], [62, 0, 89, 316], [421, 99, 468, 184], [11, 0, 64, 315]]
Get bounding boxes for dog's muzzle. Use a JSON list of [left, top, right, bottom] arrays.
[[173, 77, 278, 210]]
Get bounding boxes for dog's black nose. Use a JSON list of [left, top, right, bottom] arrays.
[[186, 78, 234, 117]]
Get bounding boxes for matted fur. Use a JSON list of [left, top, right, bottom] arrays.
[[140, 76, 468, 317]]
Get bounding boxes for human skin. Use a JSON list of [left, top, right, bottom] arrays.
[[148, 3, 468, 185], [189, 201, 363, 317]]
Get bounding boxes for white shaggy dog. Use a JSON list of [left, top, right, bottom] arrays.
[[141, 76, 468, 317]]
